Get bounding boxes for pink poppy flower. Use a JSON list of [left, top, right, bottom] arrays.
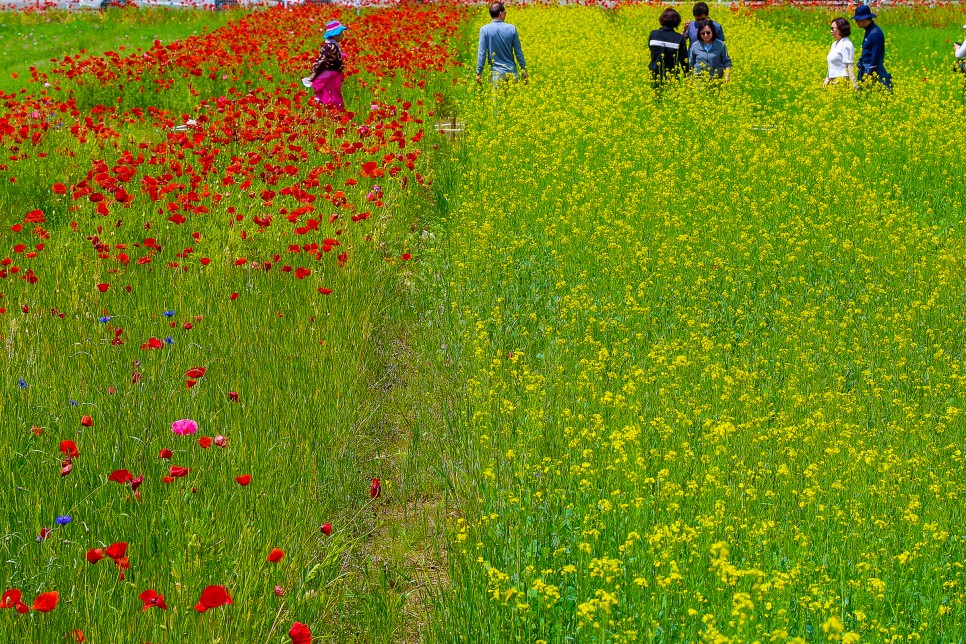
[[171, 419, 198, 436]]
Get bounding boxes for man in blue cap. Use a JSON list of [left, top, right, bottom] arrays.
[[853, 5, 892, 89]]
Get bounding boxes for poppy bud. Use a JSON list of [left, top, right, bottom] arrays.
[[370, 478, 382, 499]]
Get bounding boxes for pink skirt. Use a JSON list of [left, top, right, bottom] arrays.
[[312, 71, 344, 110]]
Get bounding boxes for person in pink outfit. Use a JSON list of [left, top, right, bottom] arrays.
[[309, 20, 348, 109]]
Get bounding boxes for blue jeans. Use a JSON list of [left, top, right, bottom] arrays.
[[491, 70, 519, 86]]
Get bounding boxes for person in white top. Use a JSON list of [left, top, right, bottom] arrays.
[[824, 17, 857, 88], [954, 24, 966, 71]]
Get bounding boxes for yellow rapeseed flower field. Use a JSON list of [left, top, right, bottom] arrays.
[[428, 4, 966, 642]]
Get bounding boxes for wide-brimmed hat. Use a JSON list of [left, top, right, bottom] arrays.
[[325, 20, 348, 39], [851, 5, 876, 21]]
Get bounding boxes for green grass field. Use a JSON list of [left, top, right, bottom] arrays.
[[0, 8, 235, 94], [2, 3, 966, 642]]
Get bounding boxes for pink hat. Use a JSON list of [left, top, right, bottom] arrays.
[[325, 20, 348, 38]]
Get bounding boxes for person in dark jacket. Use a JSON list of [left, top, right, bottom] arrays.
[[852, 5, 891, 89], [649, 8, 688, 85]]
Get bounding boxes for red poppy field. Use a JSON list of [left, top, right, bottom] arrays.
[[1, 3, 466, 641]]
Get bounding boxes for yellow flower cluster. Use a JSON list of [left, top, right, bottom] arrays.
[[433, 4, 966, 642]]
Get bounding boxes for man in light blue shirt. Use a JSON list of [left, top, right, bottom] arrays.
[[476, 2, 528, 85]]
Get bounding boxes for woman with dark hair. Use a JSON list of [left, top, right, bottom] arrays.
[[689, 19, 731, 82], [824, 17, 856, 88], [649, 8, 689, 84]]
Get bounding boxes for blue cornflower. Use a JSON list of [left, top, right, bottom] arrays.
[[69, 400, 78, 406], [162, 310, 176, 317], [99, 316, 112, 323], [18, 379, 27, 388], [164, 336, 174, 345], [55, 515, 72, 525]]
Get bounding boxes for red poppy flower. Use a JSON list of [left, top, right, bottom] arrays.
[[60, 461, 73, 477], [96, 283, 110, 293], [370, 478, 382, 499], [229, 292, 239, 301], [139, 589, 168, 611], [86, 548, 105, 564], [37, 527, 52, 541], [186, 379, 198, 389], [318, 287, 333, 295], [185, 367, 207, 379], [130, 475, 144, 492], [236, 474, 251, 486], [31, 591, 59, 613], [227, 391, 239, 402], [70, 630, 85, 642], [1, 589, 21, 607], [1, 589, 29, 614], [142, 337, 164, 350], [197, 437, 212, 448], [108, 469, 134, 484], [159, 448, 173, 459], [320, 523, 332, 536], [289, 622, 312, 644], [80, 415, 94, 427], [169, 466, 190, 478], [105, 542, 128, 563], [194, 585, 232, 612], [59, 440, 79, 459], [267, 548, 285, 563], [294, 267, 311, 280]]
